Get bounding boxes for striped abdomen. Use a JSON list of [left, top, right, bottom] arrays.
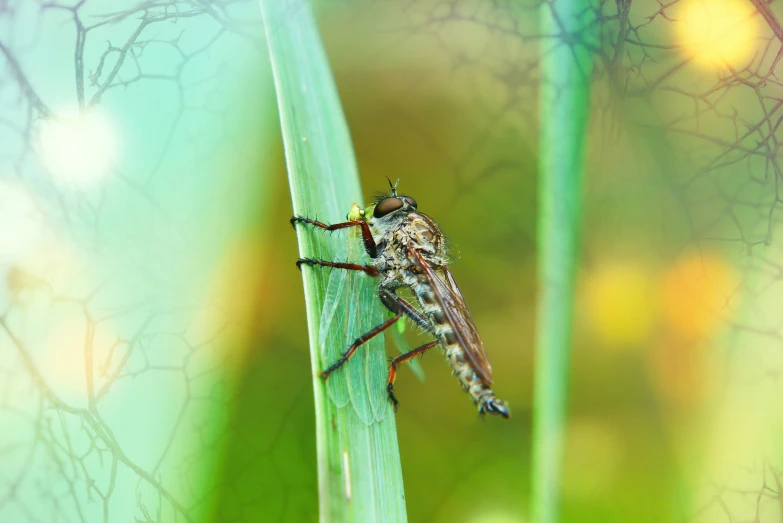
[[410, 274, 509, 417]]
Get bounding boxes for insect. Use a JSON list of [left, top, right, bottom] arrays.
[[292, 181, 509, 418]]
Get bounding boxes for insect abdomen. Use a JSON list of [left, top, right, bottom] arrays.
[[411, 277, 508, 417]]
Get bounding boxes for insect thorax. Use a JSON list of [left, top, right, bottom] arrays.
[[371, 212, 447, 267]]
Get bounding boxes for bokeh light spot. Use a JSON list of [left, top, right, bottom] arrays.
[[660, 252, 736, 340], [38, 109, 118, 186], [581, 263, 655, 350], [676, 0, 760, 69], [0, 181, 45, 266]]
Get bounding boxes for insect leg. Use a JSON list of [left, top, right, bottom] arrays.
[[379, 288, 435, 335], [296, 258, 380, 277], [319, 313, 402, 380], [291, 216, 378, 258], [387, 340, 440, 410]]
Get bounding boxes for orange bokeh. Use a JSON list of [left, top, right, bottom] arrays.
[[660, 252, 737, 341]]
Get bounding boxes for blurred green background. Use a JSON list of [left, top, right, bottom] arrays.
[[1, 0, 782, 522]]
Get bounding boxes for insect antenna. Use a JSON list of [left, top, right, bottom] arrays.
[[385, 176, 400, 197]]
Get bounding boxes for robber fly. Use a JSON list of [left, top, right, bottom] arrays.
[[292, 181, 509, 418]]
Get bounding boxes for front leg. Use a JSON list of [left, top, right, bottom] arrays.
[[291, 216, 378, 258], [296, 257, 380, 277]]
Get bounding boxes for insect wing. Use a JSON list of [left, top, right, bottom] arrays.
[[319, 264, 349, 407], [347, 278, 388, 422], [318, 214, 387, 423], [409, 248, 494, 383]]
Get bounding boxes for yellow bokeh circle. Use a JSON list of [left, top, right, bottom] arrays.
[[581, 264, 656, 350], [676, 0, 760, 69]]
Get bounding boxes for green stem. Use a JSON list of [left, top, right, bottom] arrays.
[[531, 1, 593, 522], [259, 2, 407, 522]]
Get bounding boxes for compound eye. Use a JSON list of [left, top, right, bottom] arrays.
[[374, 198, 403, 217], [403, 197, 417, 209]]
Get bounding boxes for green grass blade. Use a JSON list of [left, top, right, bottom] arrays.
[[531, 2, 593, 522], [259, 1, 407, 521]]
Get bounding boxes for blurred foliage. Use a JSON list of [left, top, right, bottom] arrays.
[[2, 0, 783, 522]]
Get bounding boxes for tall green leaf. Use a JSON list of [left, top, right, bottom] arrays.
[[531, 1, 593, 522], [259, 1, 407, 521]]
